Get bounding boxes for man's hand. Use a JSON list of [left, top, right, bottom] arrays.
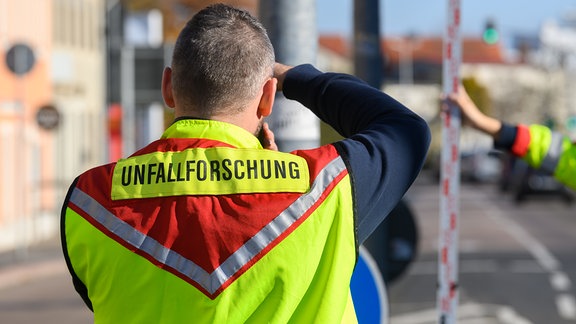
[[273, 63, 292, 92], [260, 122, 278, 151]]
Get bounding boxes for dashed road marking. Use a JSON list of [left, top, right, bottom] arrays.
[[480, 199, 576, 321], [556, 294, 576, 320], [551, 271, 572, 291]]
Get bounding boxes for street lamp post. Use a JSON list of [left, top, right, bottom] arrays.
[[353, 0, 383, 89], [259, 0, 320, 152]]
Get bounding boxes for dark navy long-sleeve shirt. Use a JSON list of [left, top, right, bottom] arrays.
[[283, 64, 431, 243]]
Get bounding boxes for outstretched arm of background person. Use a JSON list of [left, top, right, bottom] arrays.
[[447, 85, 576, 191], [445, 85, 502, 139]]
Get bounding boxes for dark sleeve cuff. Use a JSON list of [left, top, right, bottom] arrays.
[[494, 122, 517, 150], [494, 123, 530, 157]]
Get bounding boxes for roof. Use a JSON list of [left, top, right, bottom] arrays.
[[318, 35, 507, 65], [318, 34, 350, 57]]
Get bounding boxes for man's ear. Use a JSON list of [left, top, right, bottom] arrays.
[[161, 67, 176, 108], [257, 78, 277, 118]]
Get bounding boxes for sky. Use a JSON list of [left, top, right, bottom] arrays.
[[316, 0, 576, 39]]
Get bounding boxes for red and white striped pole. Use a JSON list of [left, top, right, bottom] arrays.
[[438, 0, 462, 323]]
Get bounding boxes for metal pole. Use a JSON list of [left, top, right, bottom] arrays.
[[106, 0, 124, 161], [15, 47, 28, 259], [438, 0, 462, 322], [121, 46, 136, 156], [353, 0, 383, 89], [259, 0, 320, 152], [352, 0, 390, 284]]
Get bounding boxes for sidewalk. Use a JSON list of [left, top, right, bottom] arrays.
[[0, 235, 68, 291]]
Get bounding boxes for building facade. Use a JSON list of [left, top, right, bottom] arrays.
[[0, 0, 106, 252]]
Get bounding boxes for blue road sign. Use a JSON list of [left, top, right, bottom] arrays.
[[351, 245, 388, 324]]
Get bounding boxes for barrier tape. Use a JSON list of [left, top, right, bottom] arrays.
[[438, 0, 462, 323]]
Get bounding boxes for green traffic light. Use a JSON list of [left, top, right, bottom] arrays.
[[483, 28, 499, 44]]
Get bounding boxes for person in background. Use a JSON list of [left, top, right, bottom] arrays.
[[446, 86, 575, 190], [61, 4, 430, 323]]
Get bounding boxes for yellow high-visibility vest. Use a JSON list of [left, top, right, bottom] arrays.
[[62, 119, 358, 323]]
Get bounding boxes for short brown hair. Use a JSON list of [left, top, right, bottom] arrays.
[[171, 4, 275, 116]]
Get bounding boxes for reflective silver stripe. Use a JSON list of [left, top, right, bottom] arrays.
[[213, 157, 347, 290], [69, 188, 212, 288], [69, 156, 347, 295], [541, 131, 564, 174]]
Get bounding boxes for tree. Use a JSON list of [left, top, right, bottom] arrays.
[[462, 76, 492, 117]]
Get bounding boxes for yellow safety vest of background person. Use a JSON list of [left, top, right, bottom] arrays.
[[510, 124, 576, 190]]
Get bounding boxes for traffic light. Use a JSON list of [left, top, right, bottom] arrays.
[[483, 19, 499, 45]]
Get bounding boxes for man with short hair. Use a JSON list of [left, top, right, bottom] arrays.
[[61, 4, 430, 323]]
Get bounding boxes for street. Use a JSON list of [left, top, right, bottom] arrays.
[[0, 270, 92, 324], [1, 172, 575, 323], [0, 241, 92, 324], [389, 173, 576, 323]]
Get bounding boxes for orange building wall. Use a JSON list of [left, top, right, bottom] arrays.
[[0, 0, 54, 227]]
